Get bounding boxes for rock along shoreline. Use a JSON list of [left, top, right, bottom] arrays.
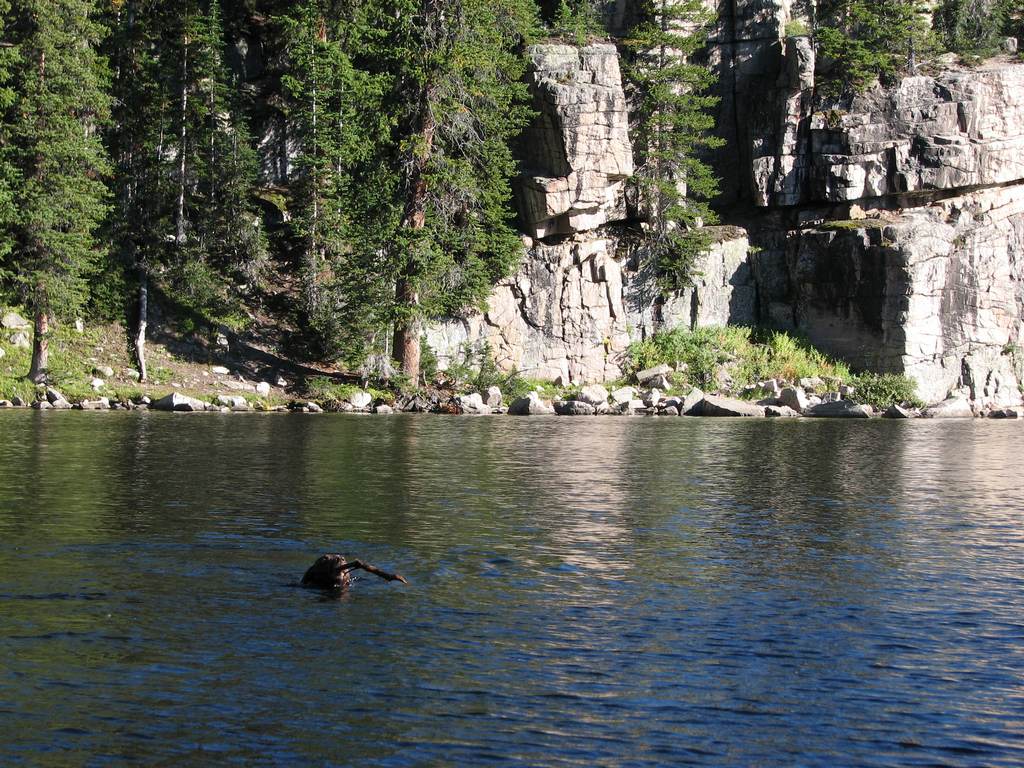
[[1, 379, 1019, 421]]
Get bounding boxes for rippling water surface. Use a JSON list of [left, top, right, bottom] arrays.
[[1, 412, 1023, 766]]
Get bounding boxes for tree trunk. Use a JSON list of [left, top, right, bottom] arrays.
[[393, 85, 436, 382], [135, 270, 149, 383], [176, 28, 189, 246], [392, 277, 421, 383], [27, 309, 49, 384]]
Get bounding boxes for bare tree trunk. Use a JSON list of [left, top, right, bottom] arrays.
[[176, 27, 188, 246], [27, 309, 49, 384], [135, 270, 148, 382]]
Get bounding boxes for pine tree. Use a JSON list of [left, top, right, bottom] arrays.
[[0, 0, 19, 275], [385, 0, 537, 381], [107, 0, 267, 380], [7, 0, 111, 383], [624, 0, 723, 293], [278, 0, 393, 363], [816, 0, 937, 97]]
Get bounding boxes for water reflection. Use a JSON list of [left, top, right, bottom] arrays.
[[1, 412, 1023, 766]]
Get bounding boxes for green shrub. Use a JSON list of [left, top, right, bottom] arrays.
[[624, 326, 851, 392], [849, 373, 924, 409], [302, 376, 360, 406]]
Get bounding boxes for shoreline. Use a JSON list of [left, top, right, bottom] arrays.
[[0, 387, 1019, 420]]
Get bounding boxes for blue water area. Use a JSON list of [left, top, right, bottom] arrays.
[[1, 412, 1023, 766]]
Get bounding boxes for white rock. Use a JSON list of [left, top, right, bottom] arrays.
[[636, 364, 673, 384], [9, 331, 29, 349], [348, 391, 373, 409], [255, 382, 271, 397], [216, 394, 248, 408], [609, 386, 636, 405], [577, 384, 609, 406], [483, 386, 503, 407], [74, 318, 84, 333], [90, 378, 105, 391], [373, 404, 393, 414], [779, 386, 810, 413], [642, 388, 662, 408], [508, 392, 555, 415], [1, 311, 29, 329], [211, 365, 230, 375], [923, 398, 974, 419], [679, 388, 705, 416], [152, 392, 208, 412]]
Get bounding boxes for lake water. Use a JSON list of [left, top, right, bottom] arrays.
[[1, 412, 1023, 766]]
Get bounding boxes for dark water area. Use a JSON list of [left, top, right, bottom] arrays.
[[1, 412, 1023, 766]]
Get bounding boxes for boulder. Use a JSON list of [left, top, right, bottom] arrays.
[[577, 384, 609, 407], [508, 392, 555, 415], [152, 392, 208, 412], [373, 404, 393, 415], [615, 399, 645, 415], [455, 392, 491, 414], [92, 365, 114, 378], [989, 408, 1019, 419], [1, 311, 29, 329], [211, 365, 230, 375], [32, 400, 51, 410], [483, 386, 503, 407], [348, 390, 373, 409], [922, 397, 974, 419], [90, 378, 105, 391], [693, 395, 765, 418], [306, 402, 323, 413], [882, 404, 914, 419], [799, 376, 825, 393], [11, 395, 26, 407], [216, 394, 248, 409], [10, 331, 30, 348], [805, 400, 872, 418], [255, 381, 272, 397], [658, 405, 680, 416], [0, 399, 11, 407], [779, 386, 810, 413], [609, 386, 636, 405], [636, 364, 673, 385], [677, 387, 705, 416], [765, 405, 801, 417], [45, 387, 67, 405], [555, 399, 595, 416], [642, 388, 662, 408]]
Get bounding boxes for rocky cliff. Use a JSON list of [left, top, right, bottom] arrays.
[[428, 1, 1024, 408]]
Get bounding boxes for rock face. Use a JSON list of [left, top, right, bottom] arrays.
[[426, 22, 1023, 408], [425, 228, 753, 384], [514, 44, 633, 239]]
